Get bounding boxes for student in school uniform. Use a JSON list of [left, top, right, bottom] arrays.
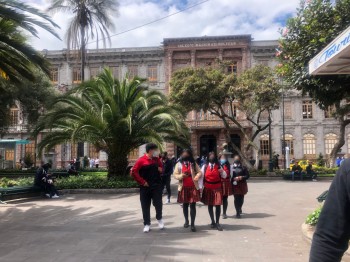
[[173, 149, 202, 232], [201, 152, 227, 231], [219, 153, 233, 219]]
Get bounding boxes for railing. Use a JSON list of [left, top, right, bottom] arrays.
[[6, 125, 28, 133], [185, 119, 251, 129]]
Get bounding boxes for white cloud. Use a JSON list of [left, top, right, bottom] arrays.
[[24, 0, 300, 50]]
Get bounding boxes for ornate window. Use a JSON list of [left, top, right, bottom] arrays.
[[282, 134, 294, 155], [284, 101, 292, 119], [50, 68, 59, 83], [302, 101, 313, 119], [325, 133, 338, 155], [73, 68, 82, 83], [303, 134, 316, 155], [260, 134, 270, 156], [227, 62, 237, 75], [324, 105, 336, 119], [10, 106, 19, 126], [127, 65, 138, 79], [88, 144, 99, 159], [25, 140, 35, 158], [147, 65, 158, 82], [90, 67, 100, 79]]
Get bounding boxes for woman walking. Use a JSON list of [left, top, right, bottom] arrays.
[[173, 149, 202, 232], [201, 152, 227, 231], [219, 153, 232, 219], [231, 155, 250, 219]]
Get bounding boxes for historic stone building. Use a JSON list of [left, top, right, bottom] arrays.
[[2, 35, 349, 169]]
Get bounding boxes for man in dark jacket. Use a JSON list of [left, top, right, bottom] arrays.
[[161, 152, 173, 204], [34, 163, 59, 198], [131, 143, 164, 233], [310, 159, 350, 262]]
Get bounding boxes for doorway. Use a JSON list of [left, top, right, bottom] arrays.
[[229, 134, 241, 156], [200, 135, 217, 157]]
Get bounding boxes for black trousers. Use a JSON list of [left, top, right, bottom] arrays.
[[234, 195, 244, 214], [162, 175, 171, 199], [38, 183, 59, 197], [140, 186, 163, 225]]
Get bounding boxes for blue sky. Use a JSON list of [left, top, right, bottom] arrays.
[[23, 0, 300, 50]]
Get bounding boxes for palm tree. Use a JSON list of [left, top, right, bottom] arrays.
[[47, 0, 118, 81], [0, 0, 60, 83], [33, 69, 189, 178]]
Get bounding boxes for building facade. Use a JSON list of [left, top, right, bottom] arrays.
[[2, 35, 349, 169]]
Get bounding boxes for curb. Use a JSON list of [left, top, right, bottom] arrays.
[[59, 188, 139, 194], [301, 223, 350, 256]]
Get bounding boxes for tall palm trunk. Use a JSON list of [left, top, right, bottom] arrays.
[[80, 24, 85, 81], [107, 152, 128, 179]]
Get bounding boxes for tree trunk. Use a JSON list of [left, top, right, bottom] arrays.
[[107, 153, 128, 179], [329, 117, 349, 167], [80, 25, 85, 82]]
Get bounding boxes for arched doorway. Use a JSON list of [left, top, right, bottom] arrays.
[[200, 135, 217, 157], [229, 134, 241, 156]]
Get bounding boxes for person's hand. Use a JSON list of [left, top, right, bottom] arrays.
[[143, 182, 149, 187], [193, 176, 199, 182], [234, 177, 239, 181]]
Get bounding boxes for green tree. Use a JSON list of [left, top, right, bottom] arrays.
[[0, 0, 60, 83], [278, 0, 350, 166], [47, 0, 118, 81], [170, 64, 281, 169], [33, 69, 189, 178]]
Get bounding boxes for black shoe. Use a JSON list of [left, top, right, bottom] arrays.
[[216, 223, 223, 231], [236, 214, 241, 219], [222, 214, 228, 219], [184, 221, 189, 228], [210, 223, 216, 228], [191, 225, 196, 232]]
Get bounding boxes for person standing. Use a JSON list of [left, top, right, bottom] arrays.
[[201, 152, 227, 231], [173, 149, 202, 232], [306, 161, 317, 182], [131, 143, 164, 233], [231, 155, 249, 218], [161, 152, 173, 204], [219, 154, 233, 219], [310, 159, 350, 262]]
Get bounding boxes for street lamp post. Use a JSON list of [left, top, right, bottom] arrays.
[[268, 112, 273, 172], [282, 87, 286, 170]]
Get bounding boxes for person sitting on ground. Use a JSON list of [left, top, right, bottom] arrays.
[[306, 161, 317, 182], [291, 161, 302, 174], [34, 163, 59, 199]]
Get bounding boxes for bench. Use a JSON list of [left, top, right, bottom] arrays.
[[283, 172, 313, 181], [0, 186, 42, 204], [52, 172, 70, 179], [317, 190, 328, 203]]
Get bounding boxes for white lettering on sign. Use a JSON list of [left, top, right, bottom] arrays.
[[177, 42, 238, 48]]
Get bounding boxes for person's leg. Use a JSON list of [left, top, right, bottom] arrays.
[[190, 203, 197, 232], [223, 196, 228, 218], [215, 205, 223, 231], [140, 188, 152, 226], [239, 195, 244, 214], [208, 205, 215, 227], [152, 186, 163, 222], [234, 195, 241, 218], [166, 176, 171, 201], [183, 203, 189, 227]]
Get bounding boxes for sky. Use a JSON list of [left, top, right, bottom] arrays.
[[24, 0, 301, 50]]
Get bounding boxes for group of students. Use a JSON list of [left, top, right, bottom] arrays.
[[131, 143, 249, 233]]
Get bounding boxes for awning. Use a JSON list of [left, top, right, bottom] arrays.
[[309, 25, 350, 75], [0, 139, 29, 145]]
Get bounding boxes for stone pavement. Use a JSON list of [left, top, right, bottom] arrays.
[[0, 180, 349, 262]]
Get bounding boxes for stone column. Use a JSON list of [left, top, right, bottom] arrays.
[[218, 49, 223, 61], [167, 50, 173, 94], [242, 47, 247, 70], [190, 50, 196, 67]]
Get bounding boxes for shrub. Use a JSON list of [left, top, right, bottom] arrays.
[[317, 153, 326, 167], [306, 206, 322, 226], [250, 169, 268, 176], [0, 177, 33, 187]]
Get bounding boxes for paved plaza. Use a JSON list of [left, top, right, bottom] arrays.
[[0, 180, 349, 262]]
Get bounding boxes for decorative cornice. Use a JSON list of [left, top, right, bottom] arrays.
[[163, 35, 252, 45]]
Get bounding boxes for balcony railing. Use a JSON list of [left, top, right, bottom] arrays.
[[185, 119, 251, 129], [6, 125, 28, 133]]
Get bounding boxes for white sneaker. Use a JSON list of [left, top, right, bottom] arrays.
[[143, 225, 150, 233], [157, 219, 164, 230], [52, 194, 60, 199], [166, 199, 170, 204], [45, 194, 51, 198]]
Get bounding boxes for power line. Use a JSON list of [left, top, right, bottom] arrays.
[[87, 0, 211, 46]]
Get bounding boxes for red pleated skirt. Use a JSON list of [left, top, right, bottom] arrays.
[[221, 179, 233, 197], [177, 186, 200, 203], [201, 187, 223, 206]]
